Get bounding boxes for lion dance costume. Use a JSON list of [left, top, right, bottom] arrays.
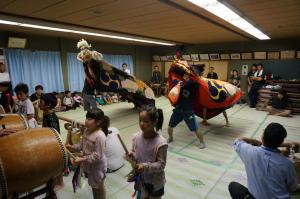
[[77, 39, 155, 107], [168, 59, 242, 119]]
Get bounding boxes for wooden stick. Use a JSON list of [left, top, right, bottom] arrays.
[[117, 134, 129, 154], [57, 116, 85, 126], [65, 148, 76, 159]]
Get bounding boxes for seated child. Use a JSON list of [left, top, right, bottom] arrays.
[[39, 93, 63, 190], [266, 90, 292, 117], [53, 92, 65, 112], [126, 106, 167, 199], [66, 110, 108, 199], [13, 83, 38, 128], [102, 92, 112, 105], [95, 94, 106, 106], [63, 90, 76, 111], [73, 91, 83, 107], [110, 93, 119, 103]]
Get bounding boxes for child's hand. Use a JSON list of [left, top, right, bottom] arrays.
[[135, 164, 144, 174], [65, 144, 72, 150], [74, 157, 85, 164], [125, 153, 134, 162]]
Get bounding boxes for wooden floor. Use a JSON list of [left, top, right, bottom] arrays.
[[55, 97, 300, 199]]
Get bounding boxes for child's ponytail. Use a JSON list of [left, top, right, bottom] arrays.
[[156, 108, 164, 131], [101, 115, 110, 136]]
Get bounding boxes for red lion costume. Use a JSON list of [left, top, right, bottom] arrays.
[[168, 59, 242, 119]]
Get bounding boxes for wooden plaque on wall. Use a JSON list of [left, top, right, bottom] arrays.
[[220, 54, 230, 60], [254, 52, 266, 59], [241, 52, 252, 60], [280, 50, 295, 59], [191, 54, 199, 61], [199, 54, 209, 60], [267, 52, 280, 60]]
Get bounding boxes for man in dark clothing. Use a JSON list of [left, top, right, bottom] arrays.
[[266, 90, 292, 117], [207, 67, 218, 79], [82, 78, 98, 111], [248, 63, 266, 108], [151, 66, 162, 84]]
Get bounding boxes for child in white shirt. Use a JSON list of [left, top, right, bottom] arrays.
[[13, 83, 38, 128]]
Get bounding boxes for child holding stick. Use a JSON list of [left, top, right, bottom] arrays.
[[66, 109, 108, 199], [126, 106, 167, 199]]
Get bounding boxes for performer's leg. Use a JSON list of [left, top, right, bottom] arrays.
[[248, 86, 255, 108], [168, 111, 183, 143], [184, 113, 205, 148], [222, 111, 229, 126], [201, 108, 210, 126]]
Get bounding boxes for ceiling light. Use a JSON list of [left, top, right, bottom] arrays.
[[187, 0, 270, 40], [0, 19, 176, 46]]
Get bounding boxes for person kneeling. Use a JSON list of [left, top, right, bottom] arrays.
[[266, 90, 292, 117], [229, 123, 299, 199]]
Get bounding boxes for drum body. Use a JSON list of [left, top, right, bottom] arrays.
[[0, 128, 67, 198], [0, 114, 28, 130]]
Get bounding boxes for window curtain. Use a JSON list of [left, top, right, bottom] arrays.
[[4, 49, 64, 94], [67, 53, 134, 92]]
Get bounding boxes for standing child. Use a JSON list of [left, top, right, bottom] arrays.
[[66, 109, 107, 199], [13, 83, 38, 128], [39, 93, 63, 190], [63, 90, 76, 110], [126, 106, 167, 199]]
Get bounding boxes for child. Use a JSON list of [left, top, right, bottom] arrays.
[[13, 83, 38, 128], [66, 109, 107, 199], [39, 93, 63, 190], [110, 93, 119, 103], [95, 93, 106, 106], [168, 74, 206, 149], [102, 92, 112, 105], [73, 91, 83, 107], [126, 106, 167, 199], [63, 90, 76, 111], [229, 70, 241, 88], [53, 92, 65, 112]]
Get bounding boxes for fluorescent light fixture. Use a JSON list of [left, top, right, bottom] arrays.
[[0, 19, 175, 46], [187, 0, 270, 40]]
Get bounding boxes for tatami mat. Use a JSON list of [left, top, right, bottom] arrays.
[[55, 97, 300, 199]]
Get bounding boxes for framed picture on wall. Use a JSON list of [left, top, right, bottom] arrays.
[[267, 52, 280, 60], [199, 54, 209, 60], [280, 50, 295, 59], [152, 55, 160, 61], [230, 53, 241, 60], [241, 52, 252, 60], [182, 54, 191, 61], [209, 53, 220, 60], [167, 55, 175, 61], [297, 51, 300, 59], [220, 53, 230, 60], [160, 56, 167, 61], [254, 52, 266, 59], [191, 54, 199, 61]]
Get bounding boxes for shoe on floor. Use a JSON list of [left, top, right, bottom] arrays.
[[199, 142, 206, 149]]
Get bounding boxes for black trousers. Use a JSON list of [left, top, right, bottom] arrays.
[[248, 86, 260, 108], [228, 182, 255, 199]]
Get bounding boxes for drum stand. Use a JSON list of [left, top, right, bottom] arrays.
[[11, 179, 57, 199]]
